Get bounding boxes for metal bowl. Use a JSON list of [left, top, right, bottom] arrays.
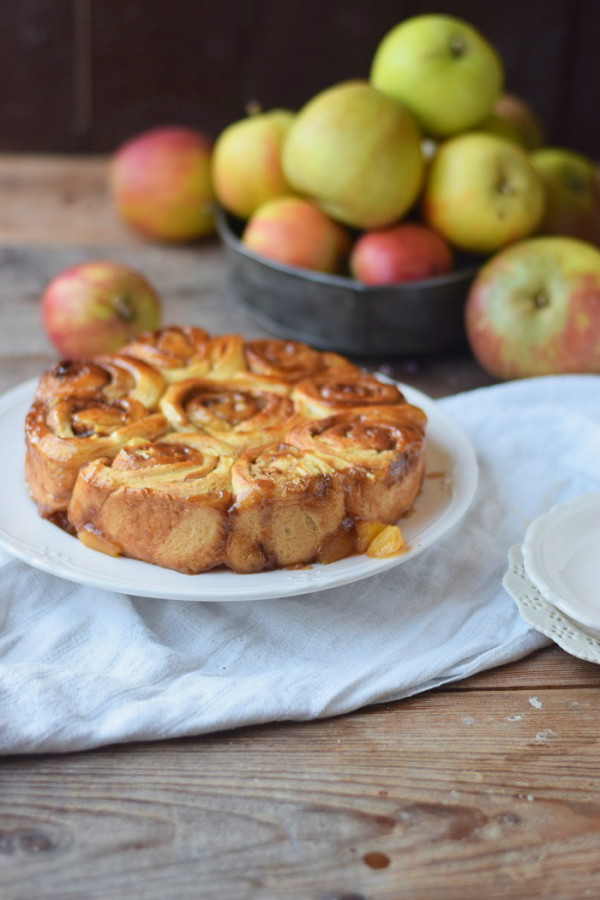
[[216, 207, 480, 357]]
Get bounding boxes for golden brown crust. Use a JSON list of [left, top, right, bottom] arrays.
[[25, 395, 168, 516], [159, 375, 295, 450], [68, 435, 234, 574], [292, 370, 407, 418], [25, 326, 428, 573]]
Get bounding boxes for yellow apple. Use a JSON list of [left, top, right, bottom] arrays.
[[422, 133, 545, 254], [370, 14, 503, 138], [212, 109, 295, 220], [282, 80, 424, 230], [530, 148, 600, 246]]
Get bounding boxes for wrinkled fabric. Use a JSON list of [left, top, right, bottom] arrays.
[[1, 374, 598, 754]]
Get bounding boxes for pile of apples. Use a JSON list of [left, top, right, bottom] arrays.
[[100, 13, 600, 379], [209, 14, 600, 379]]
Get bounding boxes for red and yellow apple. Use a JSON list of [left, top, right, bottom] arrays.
[[212, 109, 295, 220], [465, 236, 600, 379], [491, 92, 544, 150], [282, 80, 424, 230], [110, 126, 215, 242], [242, 197, 351, 274], [530, 148, 600, 246], [350, 223, 454, 285], [370, 14, 503, 138], [422, 133, 545, 254], [42, 262, 161, 358]]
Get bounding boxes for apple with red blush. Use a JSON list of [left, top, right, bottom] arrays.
[[350, 223, 454, 285], [242, 196, 351, 274], [42, 261, 161, 358], [110, 126, 215, 242], [465, 236, 600, 379]]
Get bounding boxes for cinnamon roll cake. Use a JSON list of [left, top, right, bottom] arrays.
[[25, 327, 428, 574]]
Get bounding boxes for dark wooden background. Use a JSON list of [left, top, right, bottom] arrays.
[[0, 0, 599, 158]]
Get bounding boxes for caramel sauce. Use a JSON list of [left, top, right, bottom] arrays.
[[46, 510, 76, 536]]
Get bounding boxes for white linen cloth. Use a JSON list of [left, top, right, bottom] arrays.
[[1, 375, 599, 755]]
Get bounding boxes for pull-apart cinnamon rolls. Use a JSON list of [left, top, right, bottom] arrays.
[[25, 327, 427, 574]]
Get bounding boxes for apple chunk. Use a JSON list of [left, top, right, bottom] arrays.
[[465, 236, 600, 379]]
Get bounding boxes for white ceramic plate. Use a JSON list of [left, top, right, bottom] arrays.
[[0, 378, 478, 602], [522, 492, 600, 637]]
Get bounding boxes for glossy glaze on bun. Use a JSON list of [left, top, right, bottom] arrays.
[[25, 326, 427, 574]]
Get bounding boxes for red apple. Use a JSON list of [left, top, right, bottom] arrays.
[[242, 197, 351, 274], [42, 262, 161, 358], [350, 223, 454, 284], [465, 236, 600, 379], [110, 126, 215, 242]]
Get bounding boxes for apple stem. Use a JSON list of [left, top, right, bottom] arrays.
[[448, 35, 467, 58], [113, 294, 136, 323], [497, 178, 515, 196], [245, 100, 262, 117], [534, 291, 549, 309]]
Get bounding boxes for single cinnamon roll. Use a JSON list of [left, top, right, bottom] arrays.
[[243, 338, 357, 384], [68, 434, 234, 574], [292, 370, 406, 418], [225, 442, 346, 573], [286, 405, 427, 522], [25, 395, 168, 515], [35, 354, 165, 409], [160, 376, 295, 450], [123, 325, 245, 381]]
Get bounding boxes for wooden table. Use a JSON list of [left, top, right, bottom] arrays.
[[1, 157, 599, 900]]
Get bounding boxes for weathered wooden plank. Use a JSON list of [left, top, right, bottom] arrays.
[[1, 688, 599, 899], [448, 644, 600, 690]]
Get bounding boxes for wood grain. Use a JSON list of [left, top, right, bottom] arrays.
[[2, 688, 600, 899]]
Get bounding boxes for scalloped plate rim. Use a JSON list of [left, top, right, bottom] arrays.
[[522, 491, 600, 634]]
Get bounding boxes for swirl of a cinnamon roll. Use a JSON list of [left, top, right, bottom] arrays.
[[292, 370, 406, 418], [225, 442, 346, 573], [123, 326, 245, 381], [35, 354, 165, 409], [286, 405, 427, 523], [68, 433, 234, 573], [25, 396, 168, 515], [160, 376, 295, 449], [243, 338, 358, 384]]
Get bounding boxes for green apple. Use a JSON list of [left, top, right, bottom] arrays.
[[370, 14, 503, 138], [282, 80, 424, 230], [530, 148, 600, 246], [465, 236, 600, 379], [422, 133, 545, 254], [212, 109, 295, 220]]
